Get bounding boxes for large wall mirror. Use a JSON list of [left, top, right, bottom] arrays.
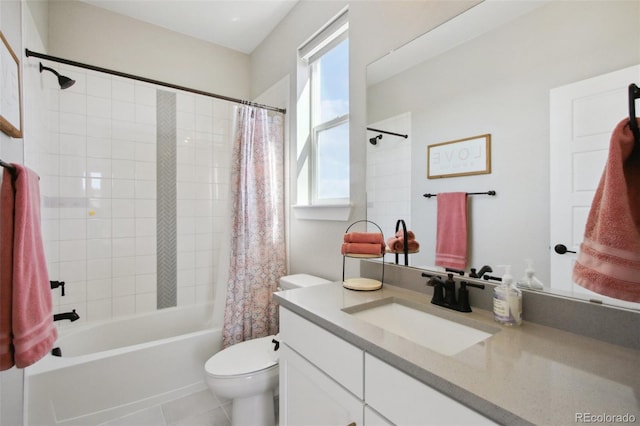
[[366, 0, 640, 310]]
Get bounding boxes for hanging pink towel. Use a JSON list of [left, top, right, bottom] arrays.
[[435, 192, 468, 270], [573, 118, 640, 302], [0, 169, 14, 369], [0, 165, 57, 370]]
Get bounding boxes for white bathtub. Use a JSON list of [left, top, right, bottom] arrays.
[[25, 303, 222, 426]]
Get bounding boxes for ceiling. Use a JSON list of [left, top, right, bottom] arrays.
[[80, 0, 299, 54]]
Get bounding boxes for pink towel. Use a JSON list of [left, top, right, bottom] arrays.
[[434, 192, 468, 270], [573, 118, 640, 302], [0, 165, 57, 370], [343, 232, 384, 244], [341, 242, 384, 256], [387, 237, 420, 252], [386, 230, 420, 252], [396, 230, 415, 240]]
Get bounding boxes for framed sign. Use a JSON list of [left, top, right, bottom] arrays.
[[0, 31, 22, 138], [427, 134, 491, 179]]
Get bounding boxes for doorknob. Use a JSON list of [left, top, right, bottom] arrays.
[[554, 244, 576, 254]]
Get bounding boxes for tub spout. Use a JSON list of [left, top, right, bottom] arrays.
[[54, 309, 79, 322]]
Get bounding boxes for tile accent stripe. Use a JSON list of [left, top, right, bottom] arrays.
[[156, 90, 177, 309]]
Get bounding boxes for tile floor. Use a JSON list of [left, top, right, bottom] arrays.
[[98, 390, 232, 426]]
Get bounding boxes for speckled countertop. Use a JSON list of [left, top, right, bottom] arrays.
[[274, 282, 640, 426]]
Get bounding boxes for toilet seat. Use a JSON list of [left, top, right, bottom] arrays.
[[205, 335, 278, 378]]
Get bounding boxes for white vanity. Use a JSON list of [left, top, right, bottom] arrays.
[[279, 306, 496, 425], [275, 280, 640, 425]]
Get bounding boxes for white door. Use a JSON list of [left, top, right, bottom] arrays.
[[549, 64, 640, 296]]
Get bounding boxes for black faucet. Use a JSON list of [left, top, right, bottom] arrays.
[[422, 272, 484, 312], [469, 265, 493, 278], [54, 309, 80, 322], [445, 267, 465, 276], [443, 273, 457, 306], [457, 281, 485, 312], [423, 273, 445, 305]]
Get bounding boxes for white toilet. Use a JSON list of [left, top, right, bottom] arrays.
[[204, 274, 331, 426]]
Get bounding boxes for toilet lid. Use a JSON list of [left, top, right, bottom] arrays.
[[205, 335, 278, 377]]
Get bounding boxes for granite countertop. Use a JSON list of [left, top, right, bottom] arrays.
[[274, 282, 640, 426]]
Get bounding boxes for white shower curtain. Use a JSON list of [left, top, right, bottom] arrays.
[[222, 106, 286, 348]]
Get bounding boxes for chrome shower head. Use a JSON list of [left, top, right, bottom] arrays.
[[369, 134, 383, 145], [39, 62, 76, 89]]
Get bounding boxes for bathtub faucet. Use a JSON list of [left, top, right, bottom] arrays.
[[54, 309, 80, 322]]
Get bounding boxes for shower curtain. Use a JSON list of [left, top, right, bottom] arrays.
[[222, 106, 286, 348]]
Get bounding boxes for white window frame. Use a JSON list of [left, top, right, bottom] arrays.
[[298, 8, 350, 208]]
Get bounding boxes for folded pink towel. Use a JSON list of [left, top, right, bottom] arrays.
[[573, 118, 640, 302], [435, 192, 468, 270], [386, 237, 420, 252], [0, 165, 57, 370], [341, 242, 384, 256], [395, 230, 415, 240], [344, 232, 384, 244]]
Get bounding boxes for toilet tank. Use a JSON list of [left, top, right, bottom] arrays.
[[279, 274, 331, 290]]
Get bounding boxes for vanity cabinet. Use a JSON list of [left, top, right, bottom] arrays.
[[279, 307, 364, 426], [279, 307, 497, 426], [365, 354, 497, 425], [279, 345, 364, 426]]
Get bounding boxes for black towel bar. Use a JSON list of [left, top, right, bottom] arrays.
[[423, 190, 496, 198], [0, 158, 17, 179], [628, 83, 640, 144]]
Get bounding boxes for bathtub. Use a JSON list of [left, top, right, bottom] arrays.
[[25, 303, 222, 426]]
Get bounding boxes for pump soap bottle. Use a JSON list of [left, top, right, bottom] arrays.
[[516, 259, 544, 291], [493, 265, 522, 326]]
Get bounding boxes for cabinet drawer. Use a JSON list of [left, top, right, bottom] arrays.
[[365, 354, 497, 425], [280, 307, 363, 398]]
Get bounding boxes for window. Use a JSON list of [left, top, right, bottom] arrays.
[[298, 9, 349, 207]]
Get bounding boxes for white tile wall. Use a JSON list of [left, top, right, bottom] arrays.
[[40, 63, 233, 325], [366, 112, 413, 246]]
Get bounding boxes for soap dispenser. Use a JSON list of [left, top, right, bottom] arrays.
[[516, 259, 544, 291], [493, 265, 522, 326]]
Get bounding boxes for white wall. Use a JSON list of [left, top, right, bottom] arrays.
[[47, 0, 251, 100], [250, 0, 478, 281], [367, 1, 640, 283], [43, 0, 481, 283], [366, 113, 412, 244]]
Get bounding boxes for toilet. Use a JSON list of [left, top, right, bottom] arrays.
[[204, 274, 331, 426]]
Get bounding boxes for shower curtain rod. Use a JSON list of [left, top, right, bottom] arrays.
[[366, 127, 408, 139], [25, 49, 286, 114]]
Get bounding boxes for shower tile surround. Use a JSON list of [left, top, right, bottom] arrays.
[[40, 63, 233, 323]]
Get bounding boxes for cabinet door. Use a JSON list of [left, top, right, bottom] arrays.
[[365, 354, 497, 425], [280, 307, 364, 398], [280, 344, 364, 426]]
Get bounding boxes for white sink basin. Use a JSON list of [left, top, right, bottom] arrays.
[[345, 298, 498, 356]]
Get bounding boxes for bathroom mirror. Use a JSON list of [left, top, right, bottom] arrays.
[[366, 0, 640, 310]]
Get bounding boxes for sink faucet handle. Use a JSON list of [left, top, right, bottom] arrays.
[[443, 273, 457, 306], [457, 281, 485, 312], [463, 281, 485, 290], [445, 267, 465, 276], [423, 273, 445, 305]]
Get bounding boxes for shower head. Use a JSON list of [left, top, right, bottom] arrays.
[[39, 62, 76, 89], [369, 134, 383, 145]]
